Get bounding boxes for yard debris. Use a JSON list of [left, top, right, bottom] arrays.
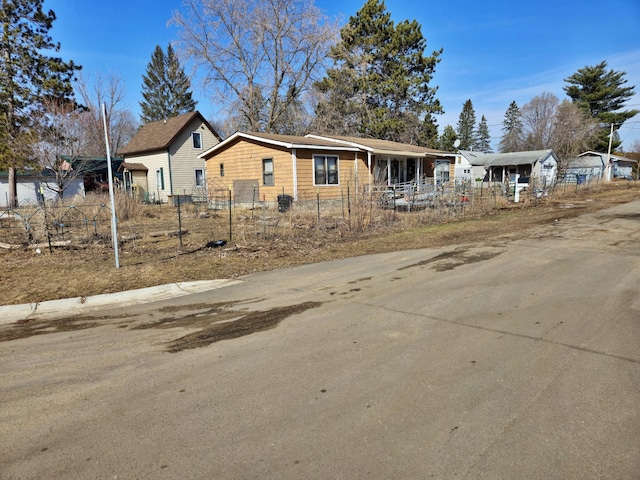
[[205, 240, 227, 248], [148, 228, 189, 238]]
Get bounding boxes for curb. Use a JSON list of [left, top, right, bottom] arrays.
[[0, 279, 241, 325]]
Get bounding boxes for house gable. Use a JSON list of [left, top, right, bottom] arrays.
[[118, 111, 220, 202]]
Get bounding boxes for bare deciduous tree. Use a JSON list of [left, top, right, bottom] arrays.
[[33, 97, 95, 199], [520, 92, 595, 173], [172, 0, 337, 134], [76, 72, 138, 157], [520, 92, 559, 150]]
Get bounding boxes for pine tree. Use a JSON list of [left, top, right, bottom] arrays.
[[314, 0, 442, 143], [0, 0, 80, 207], [438, 125, 458, 151], [498, 101, 524, 153], [564, 61, 638, 152], [456, 99, 477, 150], [476, 115, 492, 153], [140, 44, 196, 123]]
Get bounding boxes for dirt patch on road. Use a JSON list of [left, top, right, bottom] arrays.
[[163, 301, 323, 352], [0, 316, 106, 342], [0, 301, 324, 352], [397, 246, 505, 272]]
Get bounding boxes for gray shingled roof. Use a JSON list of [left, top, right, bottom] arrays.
[[460, 149, 556, 166], [118, 111, 220, 156]]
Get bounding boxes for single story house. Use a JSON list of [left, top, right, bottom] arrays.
[[562, 153, 605, 182], [198, 132, 451, 203], [60, 156, 124, 193], [117, 111, 221, 204], [0, 168, 85, 207], [457, 149, 559, 187], [575, 151, 637, 181]]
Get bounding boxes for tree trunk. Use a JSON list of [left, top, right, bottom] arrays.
[[8, 167, 17, 208]]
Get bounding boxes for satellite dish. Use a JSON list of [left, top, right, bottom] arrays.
[[453, 139, 461, 149]]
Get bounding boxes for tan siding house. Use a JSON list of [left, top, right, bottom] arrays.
[[200, 132, 450, 203], [117, 111, 221, 203]]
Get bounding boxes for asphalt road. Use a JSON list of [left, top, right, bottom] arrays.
[[1, 200, 639, 479]]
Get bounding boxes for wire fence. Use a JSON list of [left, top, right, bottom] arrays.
[[0, 174, 622, 252]]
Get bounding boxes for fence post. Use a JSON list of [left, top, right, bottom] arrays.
[[177, 194, 183, 248], [228, 189, 232, 243], [316, 190, 320, 226]]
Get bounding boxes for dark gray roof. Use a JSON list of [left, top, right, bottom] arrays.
[[460, 149, 557, 166]]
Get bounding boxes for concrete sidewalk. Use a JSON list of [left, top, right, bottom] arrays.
[[0, 279, 241, 325]]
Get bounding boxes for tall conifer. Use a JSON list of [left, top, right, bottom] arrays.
[[564, 61, 638, 152], [0, 0, 80, 207], [456, 99, 477, 150], [140, 44, 196, 123], [498, 101, 524, 152]]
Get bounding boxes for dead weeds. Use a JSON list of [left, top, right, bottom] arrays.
[[1, 182, 638, 306]]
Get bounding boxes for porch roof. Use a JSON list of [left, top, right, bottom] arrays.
[[306, 134, 449, 158], [118, 162, 148, 172]]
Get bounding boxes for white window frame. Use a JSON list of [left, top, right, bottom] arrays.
[[192, 131, 202, 149], [313, 155, 339, 186], [262, 158, 274, 186], [195, 168, 205, 187]]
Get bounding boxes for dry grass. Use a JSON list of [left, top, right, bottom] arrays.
[[1, 181, 638, 306]]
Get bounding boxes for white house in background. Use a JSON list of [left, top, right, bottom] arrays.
[[0, 168, 85, 207], [574, 151, 637, 181], [457, 150, 558, 186], [117, 111, 221, 204], [563, 153, 605, 182]]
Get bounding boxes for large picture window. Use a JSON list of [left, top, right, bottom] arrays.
[[262, 158, 274, 186], [314, 155, 339, 185]]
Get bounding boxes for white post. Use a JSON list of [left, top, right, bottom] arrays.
[[102, 103, 120, 269], [605, 122, 614, 181], [514, 174, 520, 203]]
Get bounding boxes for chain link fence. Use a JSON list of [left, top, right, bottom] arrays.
[[0, 175, 617, 252]]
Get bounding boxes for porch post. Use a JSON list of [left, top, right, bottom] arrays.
[[387, 158, 391, 186], [292, 149, 298, 201]]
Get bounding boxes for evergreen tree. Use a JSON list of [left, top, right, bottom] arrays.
[[140, 44, 196, 123], [476, 115, 492, 153], [438, 125, 458, 151], [0, 0, 80, 208], [418, 113, 440, 149], [498, 101, 524, 152], [456, 99, 477, 150], [564, 61, 638, 152], [314, 0, 442, 143]]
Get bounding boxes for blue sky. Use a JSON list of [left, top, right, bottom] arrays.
[[46, 0, 640, 150]]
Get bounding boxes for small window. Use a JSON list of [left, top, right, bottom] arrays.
[[263, 158, 274, 186], [314, 155, 339, 185], [156, 168, 165, 190], [195, 168, 205, 187], [192, 132, 202, 149], [219, 163, 225, 177]]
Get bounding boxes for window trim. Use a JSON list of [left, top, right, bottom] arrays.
[[313, 155, 339, 186], [195, 168, 205, 187], [156, 167, 165, 190], [262, 158, 274, 186], [192, 131, 202, 149]]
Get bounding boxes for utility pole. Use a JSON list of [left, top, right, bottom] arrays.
[[605, 123, 614, 181]]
